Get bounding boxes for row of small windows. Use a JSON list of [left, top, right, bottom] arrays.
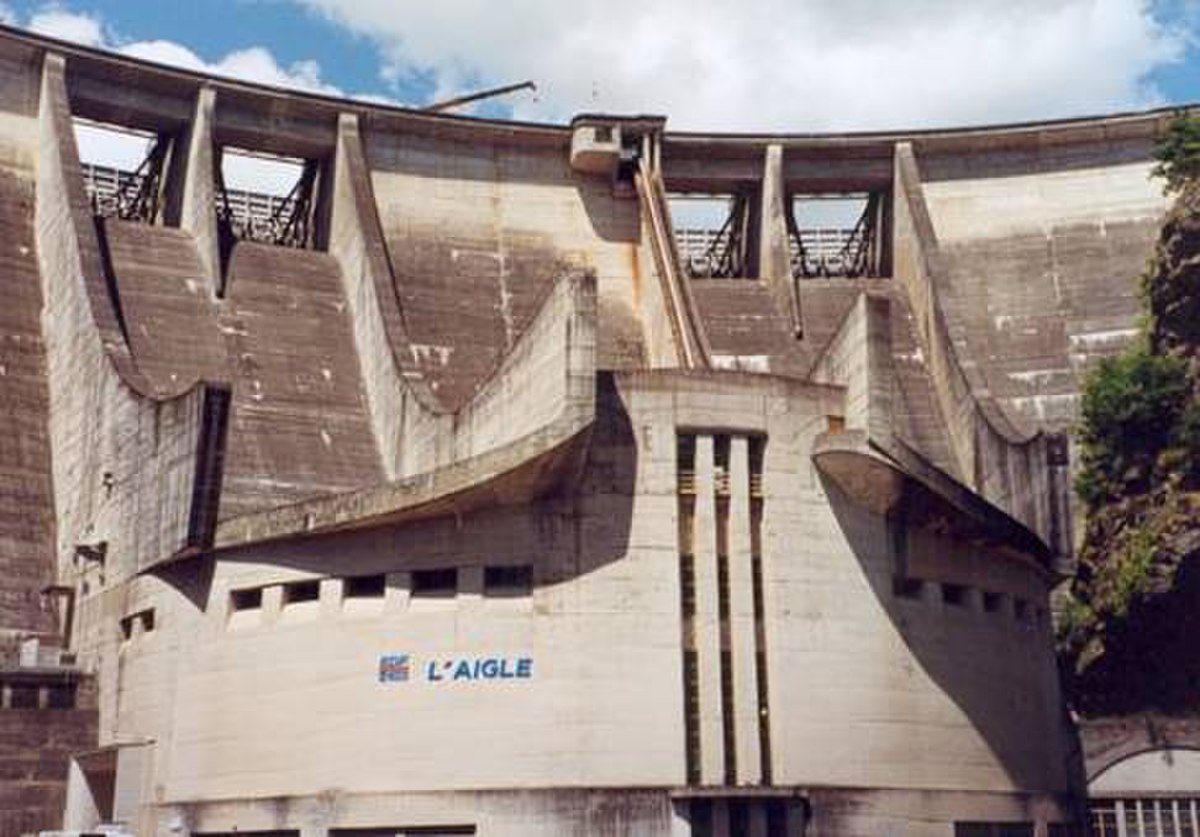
[[893, 578, 1045, 627], [0, 680, 78, 711], [229, 565, 535, 614]]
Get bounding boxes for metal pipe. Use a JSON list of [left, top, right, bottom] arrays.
[[424, 80, 536, 113]]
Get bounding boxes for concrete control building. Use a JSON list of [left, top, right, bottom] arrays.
[[0, 23, 1183, 837]]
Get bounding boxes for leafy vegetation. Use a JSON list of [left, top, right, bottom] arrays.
[[1074, 348, 1190, 507], [1151, 110, 1200, 194], [1059, 110, 1200, 712]]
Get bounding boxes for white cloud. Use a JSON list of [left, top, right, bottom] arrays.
[[293, 0, 1189, 130], [22, 5, 340, 95], [28, 5, 104, 47]]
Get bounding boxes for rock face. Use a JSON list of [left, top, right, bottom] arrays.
[[1063, 178, 1200, 714], [1149, 182, 1200, 375]]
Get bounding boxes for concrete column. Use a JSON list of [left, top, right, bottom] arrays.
[[729, 436, 762, 785], [693, 434, 726, 784], [177, 87, 222, 296], [261, 584, 282, 626], [319, 577, 342, 618], [757, 144, 798, 335], [386, 570, 411, 613]]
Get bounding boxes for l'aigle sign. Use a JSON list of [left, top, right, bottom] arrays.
[[379, 653, 533, 684]]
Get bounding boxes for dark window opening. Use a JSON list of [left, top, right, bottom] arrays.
[[788, 191, 890, 279], [120, 608, 155, 640], [1014, 598, 1030, 622], [729, 800, 750, 837], [283, 580, 321, 605], [954, 823, 1034, 837], [689, 799, 714, 837], [941, 583, 968, 607], [230, 587, 263, 612], [893, 577, 924, 600], [766, 800, 789, 837], [412, 568, 458, 599], [9, 684, 38, 709], [669, 191, 760, 279], [983, 591, 1004, 613], [46, 683, 77, 710], [344, 574, 386, 599], [484, 565, 533, 598]]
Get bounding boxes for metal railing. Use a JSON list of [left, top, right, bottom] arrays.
[[675, 227, 733, 277], [81, 162, 302, 245], [789, 227, 869, 278]]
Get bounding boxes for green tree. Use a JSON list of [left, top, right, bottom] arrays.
[[1151, 110, 1200, 194], [1075, 348, 1190, 507]]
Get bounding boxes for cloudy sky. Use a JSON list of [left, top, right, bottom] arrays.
[[1, 0, 1197, 133]]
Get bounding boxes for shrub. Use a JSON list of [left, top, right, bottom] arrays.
[[1152, 110, 1200, 194], [1075, 348, 1190, 506]]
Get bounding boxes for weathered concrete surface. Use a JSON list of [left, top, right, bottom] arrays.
[[892, 142, 1071, 562], [219, 242, 382, 517], [0, 695, 97, 836], [923, 153, 1169, 431], [0, 165, 58, 643], [0, 24, 1185, 835]]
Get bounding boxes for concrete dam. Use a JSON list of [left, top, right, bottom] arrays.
[[0, 22, 1182, 837]]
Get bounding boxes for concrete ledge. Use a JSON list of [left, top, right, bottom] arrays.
[[813, 429, 1054, 571]]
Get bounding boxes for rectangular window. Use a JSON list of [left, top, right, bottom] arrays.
[[941, 583, 968, 607], [344, 574, 386, 599], [46, 683, 77, 710], [230, 587, 263, 611], [893, 577, 923, 600], [983, 591, 1004, 613], [9, 684, 38, 709], [282, 580, 320, 605], [412, 568, 457, 599], [484, 565, 533, 597], [1014, 598, 1030, 622], [121, 607, 156, 638], [954, 824, 1034, 837]]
